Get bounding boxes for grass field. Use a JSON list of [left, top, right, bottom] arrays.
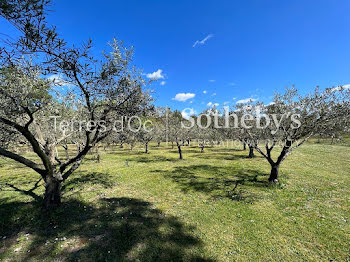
[[0, 140, 350, 261]]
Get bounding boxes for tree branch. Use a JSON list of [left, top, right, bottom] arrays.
[[0, 147, 46, 176], [0, 116, 52, 172]]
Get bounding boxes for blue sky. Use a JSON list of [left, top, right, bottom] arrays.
[[1, 0, 350, 113]]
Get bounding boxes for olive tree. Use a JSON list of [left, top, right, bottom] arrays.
[[229, 104, 259, 158], [168, 110, 186, 159], [252, 87, 349, 182], [0, 0, 151, 209], [137, 124, 153, 153]]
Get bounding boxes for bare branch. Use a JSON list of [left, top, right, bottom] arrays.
[[0, 146, 45, 176]]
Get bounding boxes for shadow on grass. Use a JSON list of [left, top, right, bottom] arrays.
[[0, 197, 214, 262], [188, 147, 243, 154], [106, 149, 143, 155], [1, 172, 115, 201], [0, 170, 214, 261], [153, 165, 270, 202], [61, 172, 115, 193], [0, 178, 42, 201], [132, 155, 174, 163], [208, 147, 243, 152], [189, 152, 262, 161]]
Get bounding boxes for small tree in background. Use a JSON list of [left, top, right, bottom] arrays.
[[168, 110, 187, 160], [152, 107, 167, 147], [233, 103, 259, 158], [137, 125, 153, 153]]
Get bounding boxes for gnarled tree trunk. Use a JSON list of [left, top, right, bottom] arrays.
[[63, 144, 69, 160], [96, 146, 100, 163], [43, 176, 62, 210], [269, 164, 279, 182], [248, 146, 255, 158], [177, 143, 183, 160]]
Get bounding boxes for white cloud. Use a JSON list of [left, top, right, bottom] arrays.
[[146, 69, 165, 80], [232, 97, 237, 100], [331, 87, 341, 92], [331, 84, 350, 92], [228, 82, 236, 86], [212, 93, 216, 96], [47, 74, 73, 87], [209, 79, 215, 82], [203, 90, 207, 94], [207, 102, 219, 107], [236, 98, 257, 104], [223, 101, 229, 105], [192, 34, 214, 47], [160, 81, 166, 86], [182, 108, 196, 119], [172, 93, 196, 102]]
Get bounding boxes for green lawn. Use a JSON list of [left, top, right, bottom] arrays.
[[0, 141, 350, 261]]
